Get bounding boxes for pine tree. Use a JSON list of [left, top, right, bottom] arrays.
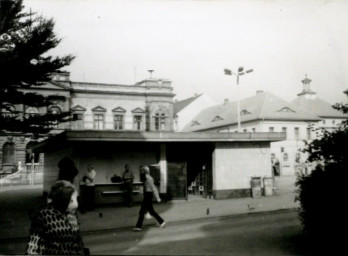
[[0, 0, 75, 136]]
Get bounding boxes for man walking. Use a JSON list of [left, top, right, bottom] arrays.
[[133, 166, 165, 231]]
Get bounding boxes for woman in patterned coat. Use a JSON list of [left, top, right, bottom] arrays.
[[26, 180, 85, 255]]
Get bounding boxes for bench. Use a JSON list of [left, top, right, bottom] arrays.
[[101, 190, 140, 196]]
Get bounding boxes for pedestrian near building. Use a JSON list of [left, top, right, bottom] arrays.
[[122, 164, 135, 207], [133, 166, 165, 231], [26, 180, 85, 255], [84, 164, 96, 211], [271, 153, 280, 177], [57, 157, 79, 184], [50, 158, 79, 206]]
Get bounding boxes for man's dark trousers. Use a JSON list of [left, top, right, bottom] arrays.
[[136, 192, 164, 228]]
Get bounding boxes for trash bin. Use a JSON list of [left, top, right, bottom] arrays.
[[251, 177, 262, 198], [263, 177, 274, 196]]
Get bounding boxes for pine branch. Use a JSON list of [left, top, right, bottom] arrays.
[[0, 0, 75, 136]]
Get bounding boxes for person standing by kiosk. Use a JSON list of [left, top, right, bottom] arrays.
[[122, 164, 135, 207], [85, 164, 96, 211]]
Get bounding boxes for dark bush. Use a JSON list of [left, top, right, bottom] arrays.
[[296, 164, 346, 235], [295, 103, 347, 253]]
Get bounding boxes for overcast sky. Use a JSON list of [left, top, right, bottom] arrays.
[[25, 0, 348, 104]]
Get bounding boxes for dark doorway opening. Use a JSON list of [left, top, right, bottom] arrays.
[[166, 142, 214, 200]]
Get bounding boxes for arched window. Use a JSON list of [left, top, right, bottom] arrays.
[[212, 116, 223, 122], [191, 121, 200, 127], [1, 104, 16, 117], [240, 110, 251, 116], [2, 142, 15, 165], [160, 113, 166, 130], [25, 106, 39, 117], [48, 106, 62, 128], [48, 105, 62, 114], [155, 113, 160, 131]]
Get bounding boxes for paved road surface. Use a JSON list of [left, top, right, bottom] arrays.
[[0, 209, 310, 255], [83, 210, 308, 255]]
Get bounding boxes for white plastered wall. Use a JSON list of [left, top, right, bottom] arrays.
[[212, 142, 271, 191]]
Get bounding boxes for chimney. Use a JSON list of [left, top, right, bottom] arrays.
[[256, 90, 263, 95], [224, 98, 229, 105]]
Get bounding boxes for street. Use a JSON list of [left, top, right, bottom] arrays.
[[0, 209, 309, 255], [83, 210, 308, 255]]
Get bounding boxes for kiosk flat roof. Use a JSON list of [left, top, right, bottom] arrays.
[[32, 130, 285, 152]]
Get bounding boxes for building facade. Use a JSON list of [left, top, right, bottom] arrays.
[[182, 76, 347, 175], [0, 72, 175, 182]]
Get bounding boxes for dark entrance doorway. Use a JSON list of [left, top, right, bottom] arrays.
[[167, 162, 187, 200], [187, 149, 213, 199], [166, 143, 213, 200]]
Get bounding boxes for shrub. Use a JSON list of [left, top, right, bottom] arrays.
[[295, 103, 347, 251], [296, 164, 346, 235]]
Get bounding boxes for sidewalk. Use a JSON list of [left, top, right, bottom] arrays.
[[0, 176, 299, 240]]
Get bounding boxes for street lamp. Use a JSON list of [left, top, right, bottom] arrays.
[[224, 67, 253, 132]]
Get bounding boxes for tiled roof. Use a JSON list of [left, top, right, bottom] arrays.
[[291, 97, 347, 118], [174, 94, 202, 115], [182, 92, 320, 132]]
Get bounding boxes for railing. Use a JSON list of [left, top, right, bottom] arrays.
[[0, 164, 43, 187]]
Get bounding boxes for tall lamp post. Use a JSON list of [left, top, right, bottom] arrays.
[[224, 67, 253, 132]]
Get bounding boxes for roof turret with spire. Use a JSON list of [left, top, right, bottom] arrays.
[[297, 74, 317, 99], [292, 75, 347, 118]]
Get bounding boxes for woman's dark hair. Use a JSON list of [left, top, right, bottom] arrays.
[[49, 180, 76, 213], [58, 157, 78, 183]]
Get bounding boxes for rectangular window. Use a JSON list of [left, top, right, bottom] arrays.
[[114, 115, 123, 130], [294, 127, 299, 140], [269, 127, 274, 132], [307, 128, 311, 140], [73, 113, 84, 129], [282, 127, 287, 137], [134, 115, 142, 130], [93, 114, 104, 130]]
